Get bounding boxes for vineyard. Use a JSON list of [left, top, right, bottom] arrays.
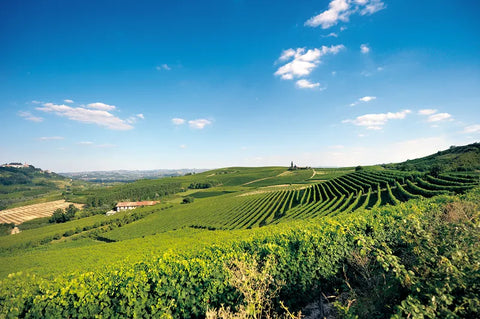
[[127, 169, 477, 233], [1, 144, 480, 318]]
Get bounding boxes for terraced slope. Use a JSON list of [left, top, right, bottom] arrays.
[[98, 169, 478, 241]]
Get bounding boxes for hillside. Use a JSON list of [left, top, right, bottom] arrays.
[[386, 142, 480, 172], [0, 164, 71, 210], [0, 144, 479, 318]]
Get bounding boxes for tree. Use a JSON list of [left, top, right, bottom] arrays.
[[182, 197, 194, 204], [429, 164, 444, 178], [65, 204, 79, 219], [355, 165, 363, 171], [49, 208, 68, 223]]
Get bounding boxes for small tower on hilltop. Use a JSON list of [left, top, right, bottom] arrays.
[[290, 161, 294, 170]]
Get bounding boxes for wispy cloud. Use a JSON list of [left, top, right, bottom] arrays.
[[274, 45, 345, 80], [323, 32, 338, 38], [343, 109, 411, 130], [171, 118, 186, 125], [189, 119, 212, 129], [36, 102, 134, 130], [38, 136, 64, 141], [64, 99, 74, 103], [349, 96, 376, 106], [418, 109, 452, 122], [87, 102, 116, 111], [305, 0, 385, 29], [179, 144, 187, 149], [126, 113, 146, 124], [77, 141, 115, 148], [156, 64, 171, 71], [427, 113, 452, 122], [418, 109, 437, 115], [18, 111, 43, 122], [296, 79, 323, 89], [463, 124, 480, 134], [31, 100, 43, 104], [360, 44, 370, 54]]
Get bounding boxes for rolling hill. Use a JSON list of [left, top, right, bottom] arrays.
[[0, 143, 479, 318]]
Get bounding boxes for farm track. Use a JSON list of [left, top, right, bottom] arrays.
[[0, 200, 83, 224]]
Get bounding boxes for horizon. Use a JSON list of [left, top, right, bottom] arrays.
[[1, 0, 479, 172]]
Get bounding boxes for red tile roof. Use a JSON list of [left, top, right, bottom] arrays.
[[116, 201, 159, 207]]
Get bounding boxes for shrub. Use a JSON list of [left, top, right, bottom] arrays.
[[182, 196, 195, 204]]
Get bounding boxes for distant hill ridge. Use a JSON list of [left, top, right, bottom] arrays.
[[0, 164, 64, 186]]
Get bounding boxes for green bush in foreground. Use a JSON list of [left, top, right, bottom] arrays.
[[1, 189, 479, 318]]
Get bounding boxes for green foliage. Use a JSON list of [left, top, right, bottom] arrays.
[[85, 180, 182, 208], [0, 223, 15, 236], [182, 196, 194, 204], [1, 189, 479, 318], [188, 180, 220, 189], [48, 205, 80, 223], [386, 142, 480, 172]]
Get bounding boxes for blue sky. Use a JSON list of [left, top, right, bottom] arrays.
[[1, 0, 479, 171]]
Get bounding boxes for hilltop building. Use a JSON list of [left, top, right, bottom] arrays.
[[288, 161, 310, 171], [115, 201, 160, 212], [1, 162, 29, 168]]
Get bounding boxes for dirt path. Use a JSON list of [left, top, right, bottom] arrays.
[[309, 169, 316, 179], [242, 176, 274, 186]]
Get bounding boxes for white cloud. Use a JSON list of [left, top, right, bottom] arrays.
[[463, 125, 480, 134], [359, 96, 376, 102], [179, 144, 187, 149], [156, 64, 171, 71], [31, 100, 42, 104], [427, 113, 452, 122], [305, 0, 385, 29], [305, 0, 350, 29], [64, 99, 74, 103], [126, 113, 146, 124], [360, 44, 370, 54], [350, 96, 376, 106], [360, 0, 386, 15], [18, 111, 43, 122], [296, 79, 322, 89], [36, 103, 133, 130], [78, 141, 94, 145], [275, 45, 345, 80], [323, 32, 338, 38], [38, 136, 64, 141], [418, 109, 438, 115], [188, 119, 212, 129], [171, 118, 186, 125], [87, 102, 116, 111], [343, 109, 411, 130]]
